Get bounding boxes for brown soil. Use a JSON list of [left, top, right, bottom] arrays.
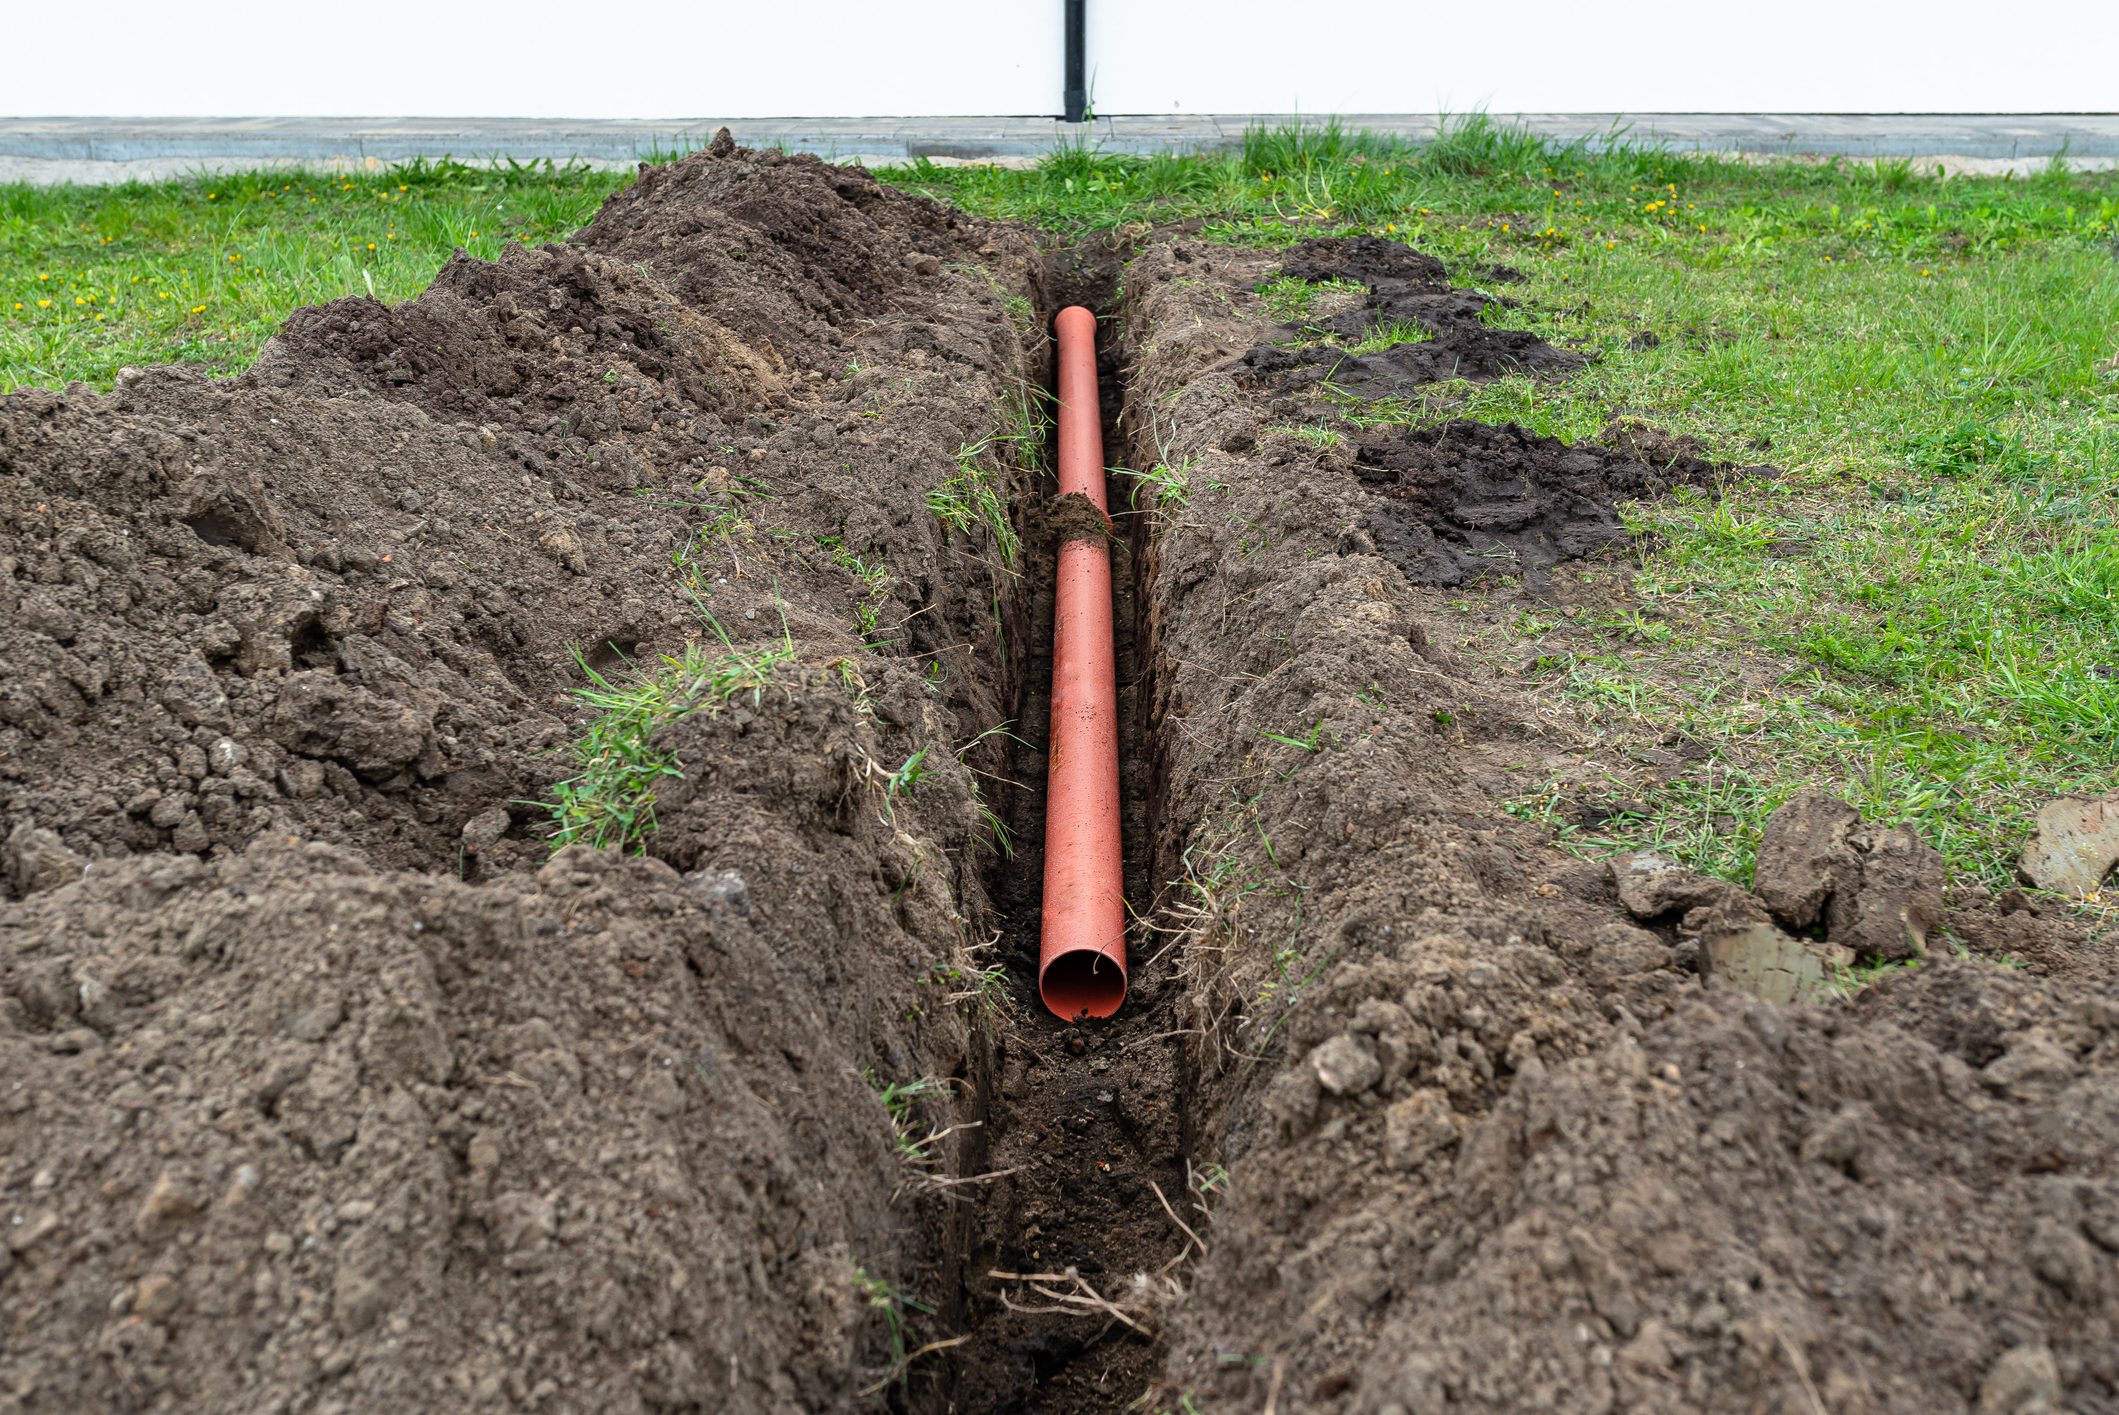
[[1, 138, 1054, 1413], [1116, 235, 2119, 1414], [5, 152, 2116, 1415]]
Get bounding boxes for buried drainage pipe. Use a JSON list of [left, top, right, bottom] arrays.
[[1038, 305, 1127, 1021]]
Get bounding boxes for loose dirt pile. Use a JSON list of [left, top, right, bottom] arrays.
[[1350, 418, 1764, 591], [1117, 236, 2119, 1414], [1238, 236, 1578, 395], [2, 138, 1048, 1412]]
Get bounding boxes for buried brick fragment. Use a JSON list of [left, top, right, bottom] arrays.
[[1700, 920, 1852, 1005]]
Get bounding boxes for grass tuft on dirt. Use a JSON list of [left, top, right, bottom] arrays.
[[547, 616, 796, 852]]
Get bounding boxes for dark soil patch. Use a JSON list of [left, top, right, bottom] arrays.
[[1238, 235, 1580, 397], [1348, 418, 1769, 591]]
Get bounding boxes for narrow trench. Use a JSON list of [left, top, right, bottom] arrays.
[[925, 251, 1195, 1415]]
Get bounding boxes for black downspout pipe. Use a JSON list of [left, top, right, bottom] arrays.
[[1063, 0, 1086, 124]]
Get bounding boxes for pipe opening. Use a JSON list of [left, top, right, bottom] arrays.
[[1038, 947, 1127, 1021]]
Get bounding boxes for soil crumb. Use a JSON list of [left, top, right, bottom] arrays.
[[1045, 489, 1116, 546]]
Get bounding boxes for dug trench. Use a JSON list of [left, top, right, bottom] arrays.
[[2, 137, 2116, 1415], [936, 254, 1193, 1415]]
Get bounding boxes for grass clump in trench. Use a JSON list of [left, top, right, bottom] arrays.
[[546, 615, 795, 853], [928, 437, 1020, 570]]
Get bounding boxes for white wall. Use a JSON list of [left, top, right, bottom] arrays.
[[4, 0, 2112, 117], [1092, 1, 2117, 115]]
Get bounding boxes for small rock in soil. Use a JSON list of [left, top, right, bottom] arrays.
[[2018, 792, 2119, 895], [134, 1174, 200, 1242], [1311, 1034, 1382, 1095], [1610, 852, 1760, 928], [1979, 1343, 2059, 1414], [3, 822, 83, 896], [459, 805, 512, 855]]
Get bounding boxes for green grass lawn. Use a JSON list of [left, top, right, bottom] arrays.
[[0, 159, 623, 390], [6, 120, 2115, 893]]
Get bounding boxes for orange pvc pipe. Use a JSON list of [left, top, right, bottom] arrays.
[[1039, 306, 1127, 1021]]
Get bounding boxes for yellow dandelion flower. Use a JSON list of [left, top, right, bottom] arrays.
[[159, 291, 169, 299], [1501, 223, 1511, 231], [95, 313, 104, 322], [37, 298, 51, 308], [74, 296, 85, 305], [468, 229, 479, 237], [1698, 225, 1706, 233], [38, 272, 48, 281], [1605, 241, 1615, 249], [1385, 223, 1396, 233], [207, 192, 217, 200], [367, 242, 377, 251], [1419, 208, 1429, 215], [192, 304, 206, 313], [397, 184, 407, 191]]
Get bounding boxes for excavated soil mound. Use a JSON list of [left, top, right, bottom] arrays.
[[1115, 236, 2119, 1415], [2, 139, 1048, 1412]]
